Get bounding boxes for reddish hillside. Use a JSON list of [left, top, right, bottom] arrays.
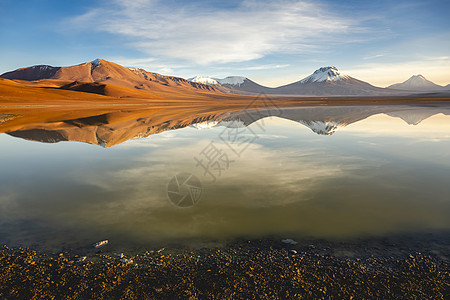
[[0, 59, 224, 98], [59, 81, 159, 98]]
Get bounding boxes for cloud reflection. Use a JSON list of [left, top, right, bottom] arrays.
[[0, 111, 449, 249]]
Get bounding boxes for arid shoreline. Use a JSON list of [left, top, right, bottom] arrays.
[[1, 233, 449, 299]]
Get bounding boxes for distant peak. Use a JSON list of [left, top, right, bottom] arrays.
[[405, 75, 433, 83], [411, 74, 425, 79], [387, 73, 443, 90], [300, 66, 349, 83]]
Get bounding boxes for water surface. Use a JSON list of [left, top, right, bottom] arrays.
[[0, 104, 449, 250]]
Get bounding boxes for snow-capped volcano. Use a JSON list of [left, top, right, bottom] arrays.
[[218, 76, 273, 94], [188, 76, 219, 85], [299, 66, 349, 83], [217, 76, 246, 86], [273, 66, 389, 96], [187, 75, 271, 94], [388, 75, 443, 91]]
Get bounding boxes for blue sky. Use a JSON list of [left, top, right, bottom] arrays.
[[1, 0, 449, 87]]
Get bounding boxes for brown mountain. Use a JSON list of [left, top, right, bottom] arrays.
[[0, 105, 240, 147], [0, 59, 222, 98]]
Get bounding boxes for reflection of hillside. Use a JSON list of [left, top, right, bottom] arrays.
[[0, 106, 235, 147], [1, 104, 450, 146], [385, 109, 443, 125], [218, 105, 450, 135]]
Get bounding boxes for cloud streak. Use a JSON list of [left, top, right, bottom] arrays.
[[70, 0, 356, 65]]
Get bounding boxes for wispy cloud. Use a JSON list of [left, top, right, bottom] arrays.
[[69, 0, 358, 65], [241, 64, 290, 70], [363, 54, 384, 60]]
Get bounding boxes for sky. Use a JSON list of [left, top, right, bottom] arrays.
[[0, 0, 449, 87]]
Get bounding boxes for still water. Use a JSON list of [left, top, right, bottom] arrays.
[[0, 104, 450, 250]]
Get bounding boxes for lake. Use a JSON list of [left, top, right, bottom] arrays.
[[1, 103, 450, 251]]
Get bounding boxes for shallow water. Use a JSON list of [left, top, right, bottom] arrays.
[[1, 104, 450, 251]]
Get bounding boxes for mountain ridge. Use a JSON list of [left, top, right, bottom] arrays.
[[188, 66, 410, 96], [4, 105, 450, 147], [2, 60, 449, 97], [0, 59, 223, 98]]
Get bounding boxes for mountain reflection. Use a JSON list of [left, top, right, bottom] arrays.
[[1, 104, 449, 147]]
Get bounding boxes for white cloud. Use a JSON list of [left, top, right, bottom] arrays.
[[70, 0, 355, 65]]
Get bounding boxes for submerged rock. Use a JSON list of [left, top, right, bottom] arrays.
[[281, 239, 297, 245]]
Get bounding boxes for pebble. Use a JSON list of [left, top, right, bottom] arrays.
[[93, 240, 109, 248], [120, 258, 133, 264]]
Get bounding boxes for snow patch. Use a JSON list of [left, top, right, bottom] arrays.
[[188, 76, 248, 86], [128, 67, 149, 80], [191, 120, 219, 129], [91, 59, 101, 71], [91, 58, 101, 67], [217, 76, 246, 86], [298, 120, 346, 135], [31, 65, 54, 72], [188, 76, 219, 85], [300, 66, 349, 83]]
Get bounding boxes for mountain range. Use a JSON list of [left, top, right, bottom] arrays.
[[2, 105, 449, 147], [0, 59, 224, 100], [188, 67, 449, 96], [1, 59, 449, 97]]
